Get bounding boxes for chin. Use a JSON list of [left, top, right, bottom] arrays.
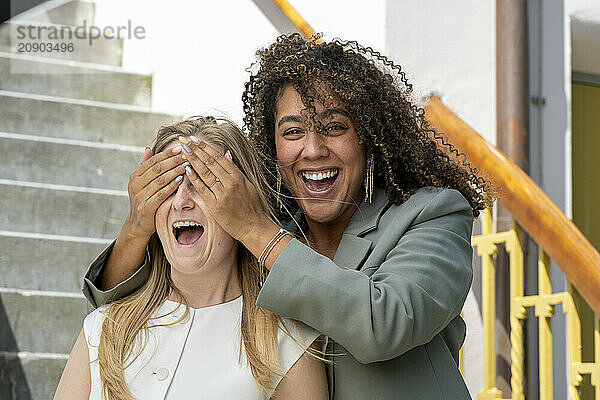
[[172, 266, 201, 275], [165, 253, 202, 272], [300, 203, 340, 224]]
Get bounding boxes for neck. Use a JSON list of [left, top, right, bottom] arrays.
[[169, 252, 242, 309], [305, 206, 356, 259]]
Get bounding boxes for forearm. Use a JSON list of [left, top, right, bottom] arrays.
[[100, 219, 151, 290]]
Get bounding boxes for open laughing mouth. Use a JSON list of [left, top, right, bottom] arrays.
[[172, 220, 204, 246], [300, 169, 339, 193]]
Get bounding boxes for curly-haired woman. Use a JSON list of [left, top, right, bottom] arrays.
[[83, 34, 491, 399]]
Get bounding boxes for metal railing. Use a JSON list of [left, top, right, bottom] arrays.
[[472, 210, 600, 399], [425, 96, 600, 317]]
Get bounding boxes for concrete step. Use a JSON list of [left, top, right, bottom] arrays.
[[0, 180, 128, 239], [0, 231, 109, 292], [0, 132, 142, 190], [0, 289, 89, 354], [0, 90, 178, 147], [0, 21, 123, 66], [0, 352, 67, 400], [0, 53, 152, 106], [22, 0, 96, 27]]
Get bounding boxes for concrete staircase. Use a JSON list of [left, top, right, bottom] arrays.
[[0, 1, 177, 398]]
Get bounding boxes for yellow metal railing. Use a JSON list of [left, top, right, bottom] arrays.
[[425, 96, 600, 317], [472, 209, 600, 399]]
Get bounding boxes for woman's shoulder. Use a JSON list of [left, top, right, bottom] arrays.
[[387, 186, 473, 220], [278, 318, 320, 348], [83, 305, 109, 328], [404, 186, 470, 208], [273, 319, 320, 383], [83, 305, 110, 344], [373, 187, 473, 243]]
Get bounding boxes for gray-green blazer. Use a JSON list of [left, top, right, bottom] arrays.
[[83, 186, 473, 399]]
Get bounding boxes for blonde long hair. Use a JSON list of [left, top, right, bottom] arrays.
[[97, 117, 284, 399]]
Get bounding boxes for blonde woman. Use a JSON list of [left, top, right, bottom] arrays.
[[55, 117, 327, 400]]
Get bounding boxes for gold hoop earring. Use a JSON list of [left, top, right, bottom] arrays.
[[365, 153, 374, 203], [276, 165, 282, 210]]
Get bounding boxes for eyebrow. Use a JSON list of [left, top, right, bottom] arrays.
[[318, 108, 351, 121], [277, 115, 303, 128], [276, 108, 351, 128]]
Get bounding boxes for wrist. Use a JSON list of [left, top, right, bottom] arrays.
[[114, 223, 152, 260], [121, 216, 153, 244], [236, 213, 272, 243], [238, 219, 280, 258]]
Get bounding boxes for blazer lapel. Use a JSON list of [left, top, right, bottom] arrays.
[[285, 187, 390, 270], [344, 187, 390, 236], [333, 234, 372, 270], [334, 187, 390, 270]]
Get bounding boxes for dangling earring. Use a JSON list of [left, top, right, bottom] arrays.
[[276, 165, 282, 211], [364, 153, 374, 203]]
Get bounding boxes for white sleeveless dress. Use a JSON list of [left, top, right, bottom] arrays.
[[83, 296, 320, 399]]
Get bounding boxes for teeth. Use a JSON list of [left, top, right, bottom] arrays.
[[301, 169, 338, 181], [172, 221, 202, 229]]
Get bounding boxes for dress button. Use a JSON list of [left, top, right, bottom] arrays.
[[154, 367, 169, 381]]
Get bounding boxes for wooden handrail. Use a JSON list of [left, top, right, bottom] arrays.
[[272, 0, 322, 42], [426, 95, 600, 316]]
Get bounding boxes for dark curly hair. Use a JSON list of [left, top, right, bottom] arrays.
[[242, 34, 492, 217]]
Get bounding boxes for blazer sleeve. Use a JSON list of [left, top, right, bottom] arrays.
[[256, 189, 474, 364], [82, 240, 151, 308]]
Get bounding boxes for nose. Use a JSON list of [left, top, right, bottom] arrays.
[[301, 130, 329, 160], [171, 175, 195, 210]]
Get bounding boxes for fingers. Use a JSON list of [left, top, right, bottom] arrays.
[[144, 172, 185, 211], [137, 145, 182, 177], [141, 147, 153, 165], [184, 159, 217, 199], [181, 138, 234, 192], [195, 139, 236, 175], [138, 163, 186, 203], [135, 148, 185, 191]]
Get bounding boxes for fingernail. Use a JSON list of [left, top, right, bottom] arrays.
[[145, 146, 151, 151], [182, 161, 190, 168], [172, 145, 182, 154], [182, 144, 193, 154], [185, 166, 193, 175], [175, 175, 183, 183], [225, 150, 232, 161], [178, 136, 190, 145], [190, 135, 200, 144]]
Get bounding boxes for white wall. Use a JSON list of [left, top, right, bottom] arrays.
[[94, 0, 278, 123], [385, 0, 496, 145], [569, 0, 600, 75], [93, 0, 385, 125]]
